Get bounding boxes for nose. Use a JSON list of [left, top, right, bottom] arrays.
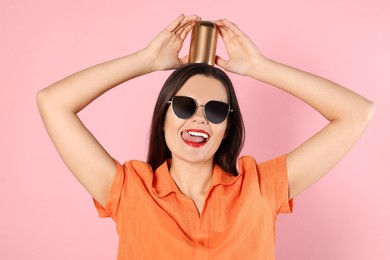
[[191, 105, 208, 124]]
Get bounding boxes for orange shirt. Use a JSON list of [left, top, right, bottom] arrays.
[[94, 155, 293, 259]]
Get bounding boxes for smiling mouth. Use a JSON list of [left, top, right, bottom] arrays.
[[181, 130, 210, 147]]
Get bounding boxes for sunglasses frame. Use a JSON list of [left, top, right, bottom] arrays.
[[167, 96, 233, 124]]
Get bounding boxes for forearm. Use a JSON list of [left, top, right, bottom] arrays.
[[247, 59, 374, 122], [248, 59, 374, 198], [37, 49, 155, 114], [217, 18, 375, 198]]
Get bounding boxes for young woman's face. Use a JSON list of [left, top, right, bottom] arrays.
[[164, 75, 229, 165]]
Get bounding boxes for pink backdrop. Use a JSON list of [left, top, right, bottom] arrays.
[[1, 0, 389, 259]]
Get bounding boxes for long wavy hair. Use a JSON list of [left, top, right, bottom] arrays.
[[147, 63, 245, 176]]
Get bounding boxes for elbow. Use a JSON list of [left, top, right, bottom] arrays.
[[36, 87, 62, 115], [36, 89, 46, 111], [347, 99, 376, 132], [345, 97, 376, 124], [336, 99, 375, 131], [361, 99, 375, 123], [354, 99, 375, 137], [36, 88, 51, 113]]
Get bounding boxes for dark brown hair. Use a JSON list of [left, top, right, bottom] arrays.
[[147, 63, 245, 176]]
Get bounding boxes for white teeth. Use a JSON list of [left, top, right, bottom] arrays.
[[189, 131, 209, 139]]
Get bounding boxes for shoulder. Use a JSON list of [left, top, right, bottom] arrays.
[[238, 155, 292, 214], [118, 160, 154, 181], [122, 160, 153, 172], [238, 155, 258, 167], [238, 155, 287, 174], [236, 156, 259, 180]]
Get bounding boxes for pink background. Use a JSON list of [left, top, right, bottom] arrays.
[[1, 0, 389, 259]]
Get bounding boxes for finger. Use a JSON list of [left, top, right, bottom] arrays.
[[179, 55, 190, 65], [173, 15, 199, 34], [214, 19, 224, 27], [215, 55, 229, 69], [217, 25, 235, 46], [179, 21, 197, 40], [183, 14, 199, 22], [217, 19, 244, 37], [216, 20, 236, 38], [217, 24, 229, 39], [166, 14, 185, 32], [175, 20, 193, 36]]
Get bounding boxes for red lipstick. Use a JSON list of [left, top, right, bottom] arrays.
[[181, 129, 210, 148]]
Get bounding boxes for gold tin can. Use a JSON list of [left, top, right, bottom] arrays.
[[189, 21, 218, 66]]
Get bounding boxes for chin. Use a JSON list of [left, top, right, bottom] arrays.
[[174, 152, 214, 165]]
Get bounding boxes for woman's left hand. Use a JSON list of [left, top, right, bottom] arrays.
[[215, 19, 267, 76]]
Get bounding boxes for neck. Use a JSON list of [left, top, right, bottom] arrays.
[[169, 157, 213, 197]]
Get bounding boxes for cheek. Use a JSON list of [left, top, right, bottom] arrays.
[[163, 111, 182, 145], [223, 120, 230, 138], [213, 123, 229, 143], [164, 110, 177, 132]]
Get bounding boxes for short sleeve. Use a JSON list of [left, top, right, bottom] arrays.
[[93, 160, 125, 220], [257, 155, 293, 214]]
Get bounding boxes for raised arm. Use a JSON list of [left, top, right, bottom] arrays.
[[36, 14, 198, 207], [216, 19, 375, 199]]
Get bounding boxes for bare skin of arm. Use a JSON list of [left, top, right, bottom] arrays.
[[216, 19, 375, 199], [36, 14, 199, 207]]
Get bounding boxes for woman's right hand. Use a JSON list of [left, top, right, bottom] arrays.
[[144, 14, 199, 71]]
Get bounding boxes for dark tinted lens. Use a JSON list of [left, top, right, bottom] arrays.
[[205, 101, 230, 124], [172, 96, 197, 119]]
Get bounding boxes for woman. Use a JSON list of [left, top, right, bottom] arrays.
[[37, 14, 374, 259]]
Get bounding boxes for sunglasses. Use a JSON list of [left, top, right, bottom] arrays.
[[167, 96, 233, 124]]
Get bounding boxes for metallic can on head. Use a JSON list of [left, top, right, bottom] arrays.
[[189, 21, 218, 66]]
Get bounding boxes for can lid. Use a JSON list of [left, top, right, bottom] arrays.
[[196, 20, 216, 27]]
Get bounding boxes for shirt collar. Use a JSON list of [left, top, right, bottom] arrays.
[[152, 160, 241, 198], [153, 160, 179, 197]]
